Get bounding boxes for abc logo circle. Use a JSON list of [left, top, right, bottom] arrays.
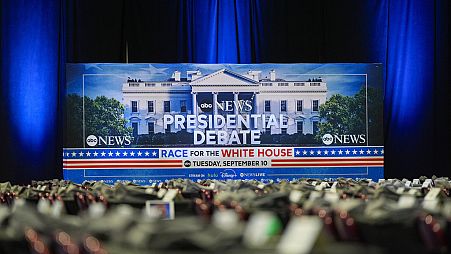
[[86, 135, 98, 147], [184, 160, 192, 167], [199, 100, 213, 112], [322, 134, 334, 145], [200, 103, 212, 108]]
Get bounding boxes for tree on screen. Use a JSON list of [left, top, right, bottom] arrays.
[[66, 94, 84, 147], [86, 96, 132, 138], [66, 94, 132, 147], [316, 87, 366, 142]]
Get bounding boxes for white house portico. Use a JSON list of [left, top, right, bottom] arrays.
[[122, 69, 327, 136]]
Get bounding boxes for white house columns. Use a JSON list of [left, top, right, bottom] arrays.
[[253, 92, 259, 129], [212, 92, 218, 115], [191, 92, 198, 116], [233, 92, 239, 116], [253, 92, 259, 114]]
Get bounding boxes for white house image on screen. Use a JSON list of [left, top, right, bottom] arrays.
[[122, 69, 327, 138]]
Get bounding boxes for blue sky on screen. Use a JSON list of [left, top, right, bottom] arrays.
[[66, 63, 381, 101]]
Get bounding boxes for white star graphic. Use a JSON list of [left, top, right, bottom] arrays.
[[123, 151, 128, 156], [366, 149, 371, 154], [93, 151, 98, 157], [86, 151, 91, 157], [145, 151, 150, 156], [152, 151, 157, 157], [374, 149, 378, 154], [310, 150, 315, 155], [324, 150, 329, 155], [345, 149, 350, 155], [116, 151, 120, 156], [130, 151, 135, 156], [101, 151, 106, 156], [79, 151, 84, 157], [296, 150, 300, 155], [331, 150, 336, 155], [303, 150, 307, 155], [359, 149, 364, 155], [338, 150, 343, 155], [108, 151, 113, 156], [66, 152, 70, 157], [137, 151, 142, 156], [381, 149, 384, 154], [71, 152, 76, 157], [352, 149, 357, 155], [317, 150, 322, 155]]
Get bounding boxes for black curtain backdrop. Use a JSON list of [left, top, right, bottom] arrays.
[[1, 0, 449, 183]]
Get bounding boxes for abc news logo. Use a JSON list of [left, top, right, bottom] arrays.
[[200, 101, 213, 112], [199, 99, 253, 112], [86, 135, 132, 147], [322, 133, 366, 145]]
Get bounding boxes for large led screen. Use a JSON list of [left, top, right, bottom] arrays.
[[64, 63, 384, 184]]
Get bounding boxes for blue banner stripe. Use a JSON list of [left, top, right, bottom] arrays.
[[293, 147, 384, 157], [63, 149, 159, 159]]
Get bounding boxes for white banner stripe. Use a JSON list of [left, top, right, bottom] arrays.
[[63, 159, 177, 162], [63, 163, 182, 167], [271, 165, 383, 168], [271, 161, 383, 165], [63, 166, 182, 169]]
